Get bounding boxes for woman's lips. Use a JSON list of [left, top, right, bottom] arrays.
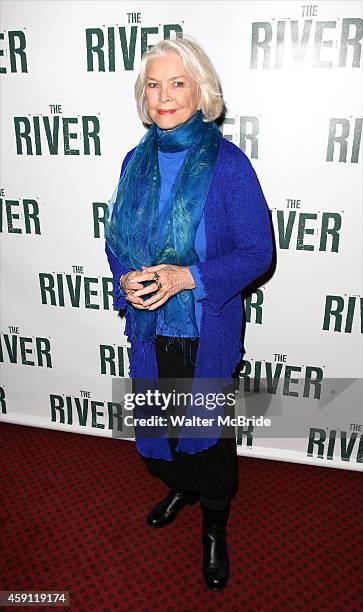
[[158, 109, 177, 115]]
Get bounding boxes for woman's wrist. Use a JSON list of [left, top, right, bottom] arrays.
[[119, 274, 127, 296], [184, 266, 196, 290]]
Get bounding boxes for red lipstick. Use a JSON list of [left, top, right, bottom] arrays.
[[158, 109, 177, 115]]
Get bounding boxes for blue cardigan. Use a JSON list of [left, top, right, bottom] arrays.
[[105, 136, 273, 459]]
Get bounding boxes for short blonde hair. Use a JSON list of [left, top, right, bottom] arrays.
[[134, 35, 224, 125]]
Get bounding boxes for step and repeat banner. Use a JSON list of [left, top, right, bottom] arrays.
[[1, 1, 362, 471]]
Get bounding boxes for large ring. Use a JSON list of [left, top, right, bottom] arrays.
[[153, 271, 162, 290]]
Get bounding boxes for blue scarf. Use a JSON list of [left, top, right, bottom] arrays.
[[105, 110, 221, 342]]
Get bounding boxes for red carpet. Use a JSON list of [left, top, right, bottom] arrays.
[[1, 422, 362, 611]]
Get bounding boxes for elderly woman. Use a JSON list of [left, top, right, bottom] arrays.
[[105, 36, 272, 591]]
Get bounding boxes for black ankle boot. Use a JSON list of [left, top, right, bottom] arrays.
[[201, 501, 230, 591], [147, 488, 200, 528]]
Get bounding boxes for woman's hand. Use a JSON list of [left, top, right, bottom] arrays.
[[119, 270, 151, 310], [130, 264, 196, 311]]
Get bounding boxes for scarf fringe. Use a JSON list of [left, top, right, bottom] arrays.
[[162, 333, 199, 367]]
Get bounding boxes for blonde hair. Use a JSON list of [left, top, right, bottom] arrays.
[[134, 35, 224, 125]]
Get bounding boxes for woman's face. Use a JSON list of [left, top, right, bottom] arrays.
[[145, 51, 200, 130]]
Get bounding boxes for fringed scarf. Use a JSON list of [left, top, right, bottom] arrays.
[[105, 109, 220, 341], [106, 110, 228, 460]]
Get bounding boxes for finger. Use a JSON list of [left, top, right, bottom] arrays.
[[126, 281, 144, 291], [141, 264, 168, 272], [127, 295, 147, 306], [128, 271, 161, 283], [128, 272, 151, 282], [133, 282, 159, 297], [147, 295, 170, 310], [132, 303, 148, 310], [143, 290, 168, 307]]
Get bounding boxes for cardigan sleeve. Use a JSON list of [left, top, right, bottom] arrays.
[[188, 264, 208, 301], [105, 148, 136, 311], [195, 152, 273, 313]]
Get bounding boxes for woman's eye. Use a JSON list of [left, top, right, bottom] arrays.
[[147, 82, 158, 88], [174, 81, 184, 87]]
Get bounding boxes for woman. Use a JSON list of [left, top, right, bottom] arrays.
[[105, 36, 273, 591]]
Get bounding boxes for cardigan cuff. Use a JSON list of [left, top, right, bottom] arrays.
[[188, 264, 207, 301], [105, 241, 131, 311], [112, 275, 128, 310]]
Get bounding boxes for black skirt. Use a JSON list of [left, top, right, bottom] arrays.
[[138, 336, 239, 499]]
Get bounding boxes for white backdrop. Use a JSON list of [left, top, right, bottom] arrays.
[[1, 0, 362, 471]]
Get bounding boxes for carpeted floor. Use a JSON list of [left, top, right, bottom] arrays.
[[1, 422, 362, 611]]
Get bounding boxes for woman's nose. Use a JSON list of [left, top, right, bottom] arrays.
[[159, 86, 171, 104]]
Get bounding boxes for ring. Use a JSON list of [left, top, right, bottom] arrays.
[[153, 271, 162, 290]]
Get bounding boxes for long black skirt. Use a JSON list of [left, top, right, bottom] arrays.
[[138, 336, 239, 499]]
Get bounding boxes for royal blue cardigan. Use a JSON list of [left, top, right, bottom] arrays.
[[105, 136, 273, 458]]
